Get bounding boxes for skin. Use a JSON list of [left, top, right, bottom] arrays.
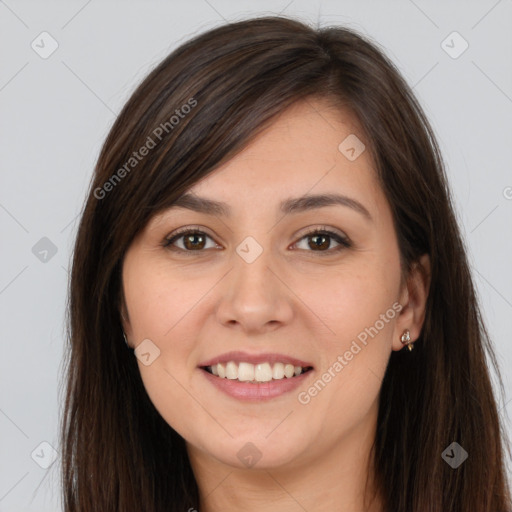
[[121, 97, 431, 512]]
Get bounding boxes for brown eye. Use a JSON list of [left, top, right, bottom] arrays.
[[308, 233, 331, 250], [182, 232, 206, 250], [164, 229, 217, 252], [293, 229, 351, 254]]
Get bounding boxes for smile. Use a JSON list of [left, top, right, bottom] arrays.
[[198, 351, 314, 400], [203, 361, 313, 383]]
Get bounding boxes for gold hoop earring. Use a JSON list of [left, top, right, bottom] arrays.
[[400, 329, 414, 351]]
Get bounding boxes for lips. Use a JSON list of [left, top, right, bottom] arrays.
[[200, 364, 314, 401], [198, 351, 314, 396]]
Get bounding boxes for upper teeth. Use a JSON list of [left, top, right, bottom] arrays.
[[209, 362, 305, 382]]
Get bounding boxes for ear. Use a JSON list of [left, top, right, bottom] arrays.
[[119, 290, 134, 347], [392, 253, 431, 351]]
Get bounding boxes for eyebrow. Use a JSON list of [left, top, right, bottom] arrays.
[[170, 192, 373, 222]]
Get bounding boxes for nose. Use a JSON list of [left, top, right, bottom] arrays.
[[215, 240, 294, 335]]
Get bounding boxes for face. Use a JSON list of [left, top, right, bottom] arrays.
[[121, 98, 416, 472]]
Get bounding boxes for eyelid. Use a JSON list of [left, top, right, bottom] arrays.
[[294, 224, 348, 241], [165, 224, 212, 238]]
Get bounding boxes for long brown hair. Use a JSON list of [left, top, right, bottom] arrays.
[[61, 15, 511, 511]]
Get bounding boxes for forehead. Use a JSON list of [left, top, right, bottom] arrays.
[[188, 98, 382, 211]]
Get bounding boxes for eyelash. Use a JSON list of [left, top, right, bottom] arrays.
[[162, 225, 352, 255]]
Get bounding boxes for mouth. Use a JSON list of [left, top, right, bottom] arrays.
[[198, 352, 314, 400], [201, 361, 314, 383]]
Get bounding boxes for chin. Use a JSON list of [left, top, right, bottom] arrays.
[[196, 433, 309, 471]]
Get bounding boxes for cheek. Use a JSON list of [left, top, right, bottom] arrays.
[[125, 261, 204, 340], [315, 265, 397, 347], [125, 267, 205, 386], [123, 262, 218, 437], [301, 265, 397, 421]]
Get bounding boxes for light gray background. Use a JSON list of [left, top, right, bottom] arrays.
[[1, 0, 511, 510]]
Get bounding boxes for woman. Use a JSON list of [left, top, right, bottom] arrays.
[[61, 15, 512, 512]]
